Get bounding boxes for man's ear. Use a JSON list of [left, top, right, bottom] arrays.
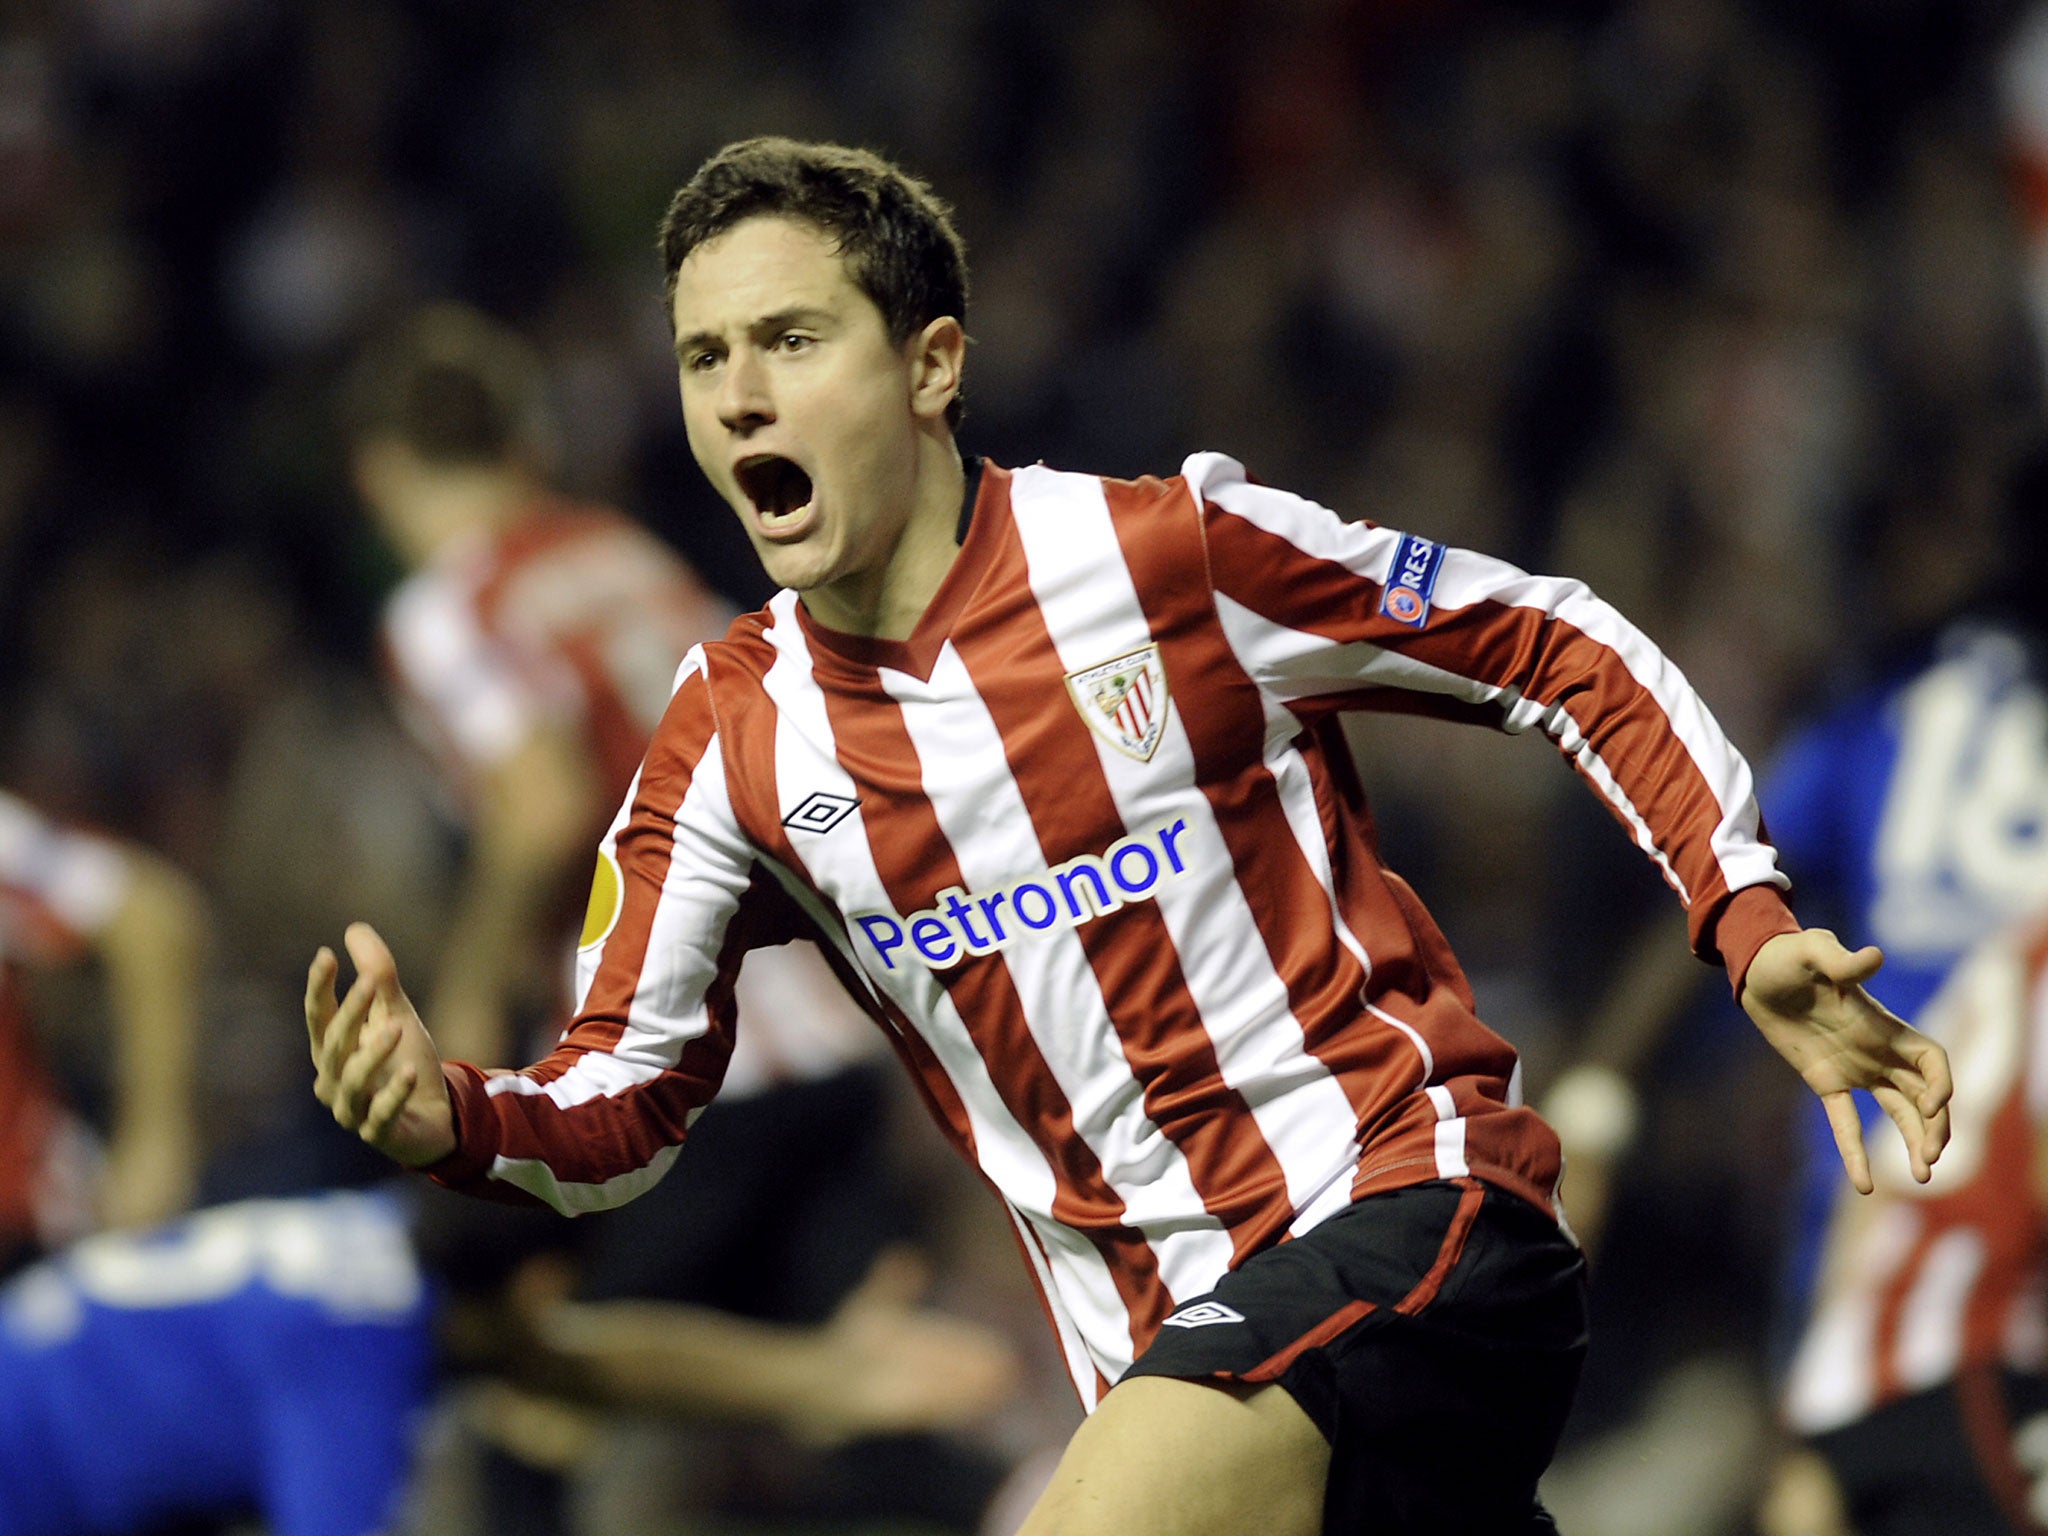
[[907, 316, 966, 424]]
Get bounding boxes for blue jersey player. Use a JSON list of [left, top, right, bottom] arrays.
[[1765, 614, 2048, 1309], [0, 1185, 1021, 1536], [0, 1190, 434, 1536]]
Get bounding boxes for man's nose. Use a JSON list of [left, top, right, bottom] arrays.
[[717, 349, 774, 433]]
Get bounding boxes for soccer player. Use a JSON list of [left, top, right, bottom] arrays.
[[0, 788, 205, 1271], [0, 1186, 1019, 1536], [1761, 915, 2048, 1536], [307, 138, 1952, 1535]]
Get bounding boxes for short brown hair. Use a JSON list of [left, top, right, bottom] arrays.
[[658, 138, 969, 427], [343, 304, 550, 465]]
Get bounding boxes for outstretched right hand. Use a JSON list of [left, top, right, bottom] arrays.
[[307, 922, 456, 1167]]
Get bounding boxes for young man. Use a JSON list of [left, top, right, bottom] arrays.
[[309, 138, 1954, 1535]]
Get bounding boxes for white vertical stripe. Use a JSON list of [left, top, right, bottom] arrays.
[[758, 597, 1138, 1389], [1011, 468, 1365, 1221], [1425, 1084, 1469, 1178], [1006, 1202, 1102, 1408], [883, 644, 1233, 1306], [1784, 1203, 1923, 1434], [1187, 616, 1381, 989], [1434, 1119, 1469, 1179], [1895, 1229, 1987, 1392]]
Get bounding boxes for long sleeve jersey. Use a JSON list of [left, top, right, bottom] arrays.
[[427, 454, 1798, 1404]]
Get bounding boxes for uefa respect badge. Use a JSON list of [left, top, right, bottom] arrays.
[[1379, 532, 1445, 628]]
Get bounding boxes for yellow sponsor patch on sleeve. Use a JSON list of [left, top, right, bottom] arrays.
[[578, 849, 623, 950]]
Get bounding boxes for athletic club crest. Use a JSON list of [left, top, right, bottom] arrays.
[[1065, 644, 1170, 762]]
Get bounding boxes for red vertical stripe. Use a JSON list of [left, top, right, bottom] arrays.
[[1102, 478, 1392, 1123], [953, 496, 1297, 1265], [817, 652, 1168, 1353]]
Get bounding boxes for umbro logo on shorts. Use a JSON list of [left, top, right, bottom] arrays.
[[783, 792, 860, 835], [1161, 1301, 1245, 1330]]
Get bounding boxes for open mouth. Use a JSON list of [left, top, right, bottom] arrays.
[[734, 454, 815, 529]]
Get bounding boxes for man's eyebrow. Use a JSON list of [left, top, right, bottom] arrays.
[[673, 308, 836, 361]]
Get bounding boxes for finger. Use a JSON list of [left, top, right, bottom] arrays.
[[360, 1061, 418, 1146], [1873, 1084, 1931, 1183], [333, 1017, 403, 1129], [1820, 942, 1885, 988], [344, 921, 406, 1011], [1910, 1034, 1954, 1116], [1823, 1092, 1873, 1195], [1922, 1097, 1952, 1167], [304, 947, 339, 1045], [318, 969, 380, 1084]]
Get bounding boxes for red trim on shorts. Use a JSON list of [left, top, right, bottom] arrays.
[[1243, 1299, 1379, 1382], [1394, 1178, 1485, 1316], [1241, 1178, 1487, 1382]]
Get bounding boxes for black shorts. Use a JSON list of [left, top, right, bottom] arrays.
[[1121, 1177, 1589, 1536], [1810, 1366, 2048, 1536]]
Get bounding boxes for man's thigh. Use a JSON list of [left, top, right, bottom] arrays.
[[1017, 1376, 1328, 1536]]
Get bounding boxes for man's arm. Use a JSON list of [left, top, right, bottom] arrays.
[[1188, 453, 1951, 1179], [308, 655, 786, 1208], [425, 722, 599, 1065], [472, 1248, 1020, 1443], [93, 850, 209, 1228]]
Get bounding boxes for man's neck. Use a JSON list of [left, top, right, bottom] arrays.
[[802, 439, 968, 641], [396, 465, 537, 566]]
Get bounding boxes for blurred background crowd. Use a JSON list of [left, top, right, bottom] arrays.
[[2, 0, 2046, 1532]]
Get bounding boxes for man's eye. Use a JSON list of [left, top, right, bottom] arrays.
[[776, 333, 814, 353], [686, 352, 720, 372]]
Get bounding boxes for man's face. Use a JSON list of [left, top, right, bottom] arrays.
[[671, 215, 929, 604]]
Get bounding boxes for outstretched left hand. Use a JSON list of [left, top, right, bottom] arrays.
[[1740, 929, 1952, 1194]]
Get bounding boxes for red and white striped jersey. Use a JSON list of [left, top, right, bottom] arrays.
[[1784, 919, 2048, 1435], [382, 497, 879, 1098], [382, 497, 737, 808], [429, 455, 1797, 1405], [0, 790, 132, 1247]]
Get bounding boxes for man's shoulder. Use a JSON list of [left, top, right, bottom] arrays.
[[1007, 451, 1248, 507]]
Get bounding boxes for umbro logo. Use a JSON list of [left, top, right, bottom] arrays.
[[783, 792, 860, 835], [1161, 1301, 1244, 1330]]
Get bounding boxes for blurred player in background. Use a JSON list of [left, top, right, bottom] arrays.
[[1542, 441, 2048, 1529], [1761, 915, 2048, 1536], [309, 139, 1950, 1535], [1546, 437, 2048, 1235], [0, 1184, 1017, 1536], [344, 307, 1006, 1531], [0, 787, 205, 1273]]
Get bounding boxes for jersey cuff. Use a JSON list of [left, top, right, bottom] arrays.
[[421, 1061, 502, 1190], [1713, 884, 1802, 999]]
